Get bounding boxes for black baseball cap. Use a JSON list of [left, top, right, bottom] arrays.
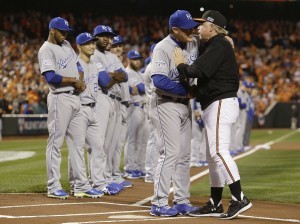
[[194, 10, 227, 29]]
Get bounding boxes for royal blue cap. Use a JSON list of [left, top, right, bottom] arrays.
[[112, 35, 124, 45], [150, 44, 156, 53], [93, 25, 116, 36], [127, 50, 143, 59], [76, 32, 97, 45], [243, 81, 255, 89], [169, 10, 199, 29], [49, 17, 73, 31]]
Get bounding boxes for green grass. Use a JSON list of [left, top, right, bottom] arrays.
[[190, 129, 300, 204], [0, 129, 299, 204]]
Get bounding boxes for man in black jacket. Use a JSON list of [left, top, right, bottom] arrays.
[[174, 10, 252, 220]]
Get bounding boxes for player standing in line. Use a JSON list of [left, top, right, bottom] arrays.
[[243, 82, 255, 149], [149, 10, 200, 217], [110, 35, 127, 67], [174, 10, 252, 219], [124, 50, 149, 179], [190, 98, 208, 167], [109, 35, 133, 188], [143, 44, 159, 183], [91, 25, 129, 191], [38, 17, 101, 199], [71, 32, 120, 196]]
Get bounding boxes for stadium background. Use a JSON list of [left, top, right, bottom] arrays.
[[0, 0, 299, 127]]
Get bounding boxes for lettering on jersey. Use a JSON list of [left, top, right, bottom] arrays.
[[186, 51, 198, 65], [155, 61, 167, 68], [42, 60, 52, 66], [57, 50, 75, 69], [169, 68, 179, 79]]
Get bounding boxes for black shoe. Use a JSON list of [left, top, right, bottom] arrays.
[[188, 199, 224, 217], [219, 196, 252, 220]]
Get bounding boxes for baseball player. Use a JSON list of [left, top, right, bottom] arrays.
[[243, 82, 255, 149], [71, 32, 121, 195], [124, 50, 149, 179], [190, 98, 208, 167], [91, 25, 130, 191], [38, 17, 102, 199], [110, 35, 132, 188], [143, 44, 159, 183], [175, 10, 252, 219], [149, 10, 200, 217]]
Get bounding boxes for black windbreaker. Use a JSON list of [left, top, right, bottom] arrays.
[[177, 34, 239, 110]]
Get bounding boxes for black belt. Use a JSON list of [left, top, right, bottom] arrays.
[[102, 90, 122, 102], [53, 90, 79, 96], [132, 102, 145, 109], [82, 102, 96, 108], [121, 101, 130, 108], [160, 95, 189, 105]]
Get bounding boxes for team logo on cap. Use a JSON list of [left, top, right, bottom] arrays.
[[64, 20, 69, 26], [206, 17, 214, 23], [85, 33, 92, 38], [186, 14, 192, 20]]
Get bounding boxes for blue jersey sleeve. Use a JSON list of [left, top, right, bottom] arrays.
[[98, 71, 112, 88], [152, 74, 188, 96], [44, 71, 63, 85]]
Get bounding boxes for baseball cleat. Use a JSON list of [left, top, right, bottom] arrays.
[[188, 198, 224, 217], [108, 182, 124, 191], [219, 196, 252, 220], [74, 188, 104, 198], [150, 205, 179, 217], [47, 190, 69, 199], [125, 170, 142, 179], [173, 203, 200, 215], [121, 180, 133, 188], [144, 178, 154, 183], [102, 186, 119, 195]]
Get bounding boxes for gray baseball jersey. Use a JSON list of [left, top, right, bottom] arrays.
[[90, 49, 123, 185], [38, 40, 91, 194], [150, 35, 198, 207]]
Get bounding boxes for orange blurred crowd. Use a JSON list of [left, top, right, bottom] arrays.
[[0, 11, 299, 116]]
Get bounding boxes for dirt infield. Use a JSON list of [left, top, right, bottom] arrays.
[[1, 167, 300, 224]]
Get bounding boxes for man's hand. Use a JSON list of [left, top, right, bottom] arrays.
[[74, 78, 86, 94], [130, 86, 138, 95], [112, 70, 127, 82], [174, 47, 186, 67]]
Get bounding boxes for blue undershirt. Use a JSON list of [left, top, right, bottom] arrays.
[[44, 71, 62, 85], [152, 74, 188, 96]]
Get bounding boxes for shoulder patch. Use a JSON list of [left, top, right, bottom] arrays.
[[155, 61, 167, 68], [42, 60, 52, 66]]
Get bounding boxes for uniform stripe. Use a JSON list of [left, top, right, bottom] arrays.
[[215, 100, 235, 183], [153, 98, 168, 207], [49, 94, 59, 180]]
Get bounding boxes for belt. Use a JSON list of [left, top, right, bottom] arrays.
[[121, 101, 130, 108], [102, 90, 122, 102], [82, 102, 96, 108], [53, 90, 79, 96], [132, 102, 145, 109], [160, 95, 189, 105]]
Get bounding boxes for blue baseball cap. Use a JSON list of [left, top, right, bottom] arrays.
[[127, 50, 143, 59], [49, 17, 73, 31], [112, 35, 124, 45], [169, 10, 199, 29], [76, 32, 97, 45], [150, 44, 156, 53], [93, 25, 116, 36]]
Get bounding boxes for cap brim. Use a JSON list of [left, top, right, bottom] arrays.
[[179, 20, 200, 29], [193, 18, 206, 22]]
